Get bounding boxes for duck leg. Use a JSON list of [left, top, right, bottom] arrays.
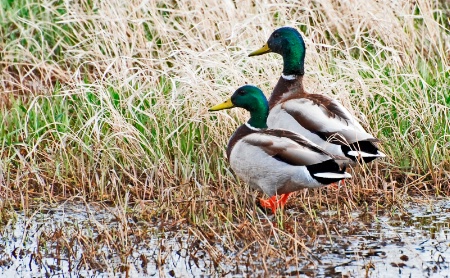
[[260, 193, 292, 213], [329, 179, 346, 189], [260, 195, 278, 213], [278, 193, 292, 208]]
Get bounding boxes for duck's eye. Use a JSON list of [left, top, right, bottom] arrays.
[[273, 32, 279, 38], [238, 90, 245, 96]]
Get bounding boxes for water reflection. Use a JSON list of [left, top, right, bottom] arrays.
[[315, 201, 450, 277], [0, 199, 449, 277]]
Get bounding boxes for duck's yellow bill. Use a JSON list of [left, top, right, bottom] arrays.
[[209, 98, 234, 111], [248, 43, 272, 57]]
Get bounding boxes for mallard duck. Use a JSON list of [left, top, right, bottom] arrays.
[[249, 27, 385, 163], [209, 85, 351, 213]]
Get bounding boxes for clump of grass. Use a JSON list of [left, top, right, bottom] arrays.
[[0, 0, 449, 275]]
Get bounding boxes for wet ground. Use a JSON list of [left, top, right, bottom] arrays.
[[1, 199, 450, 277]]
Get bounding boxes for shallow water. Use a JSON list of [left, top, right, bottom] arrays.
[[1, 199, 450, 277], [308, 204, 450, 277]]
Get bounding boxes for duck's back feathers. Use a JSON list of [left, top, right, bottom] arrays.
[[265, 75, 384, 162], [302, 94, 354, 123], [242, 129, 333, 166], [270, 97, 386, 162], [226, 126, 351, 196], [280, 96, 376, 143]]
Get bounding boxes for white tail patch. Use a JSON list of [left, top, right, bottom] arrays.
[[313, 172, 352, 179], [347, 150, 386, 158]]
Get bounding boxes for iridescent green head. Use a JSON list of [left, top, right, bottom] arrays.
[[249, 27, 306, 76], [209, 85, 269, 129]]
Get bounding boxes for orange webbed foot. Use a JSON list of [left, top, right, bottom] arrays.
[[259, 193, 292, 214], [329, 179, 346, 190]]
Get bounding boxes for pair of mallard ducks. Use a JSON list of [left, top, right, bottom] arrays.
[[210, 27, 385, 213]]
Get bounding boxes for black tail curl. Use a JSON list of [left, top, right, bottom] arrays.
[[306, 159, 348, 185], [341, 141, 380, 163]]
